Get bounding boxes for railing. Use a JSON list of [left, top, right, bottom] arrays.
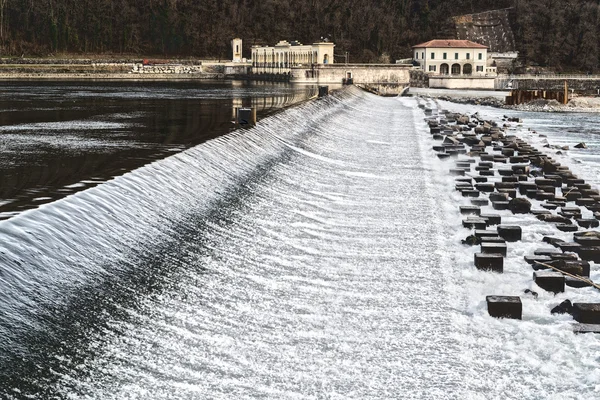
[[497, 74, 600, 80]]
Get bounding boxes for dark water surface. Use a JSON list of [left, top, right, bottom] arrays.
[[0, 80, 317, 219]]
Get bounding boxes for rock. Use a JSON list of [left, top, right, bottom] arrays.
[[462, 235, 481, 246], [551, 300, 573, 315], [508, 198, 531, 214], [574, 142, 587, 149], [523, 289, 539, 299]]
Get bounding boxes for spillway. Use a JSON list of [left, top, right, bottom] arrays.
[[0, 87, 598, 399]]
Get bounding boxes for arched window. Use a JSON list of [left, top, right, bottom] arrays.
[[451, 63, 461, 75], [463, 64, 472, 75], [323, 54, 330, 64], [440, 63, 449, 75]]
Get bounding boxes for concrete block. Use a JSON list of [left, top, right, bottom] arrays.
[[475, 183, 495, 192], [534, 271, 565, 293], [573, 324, 600, 334], [471, 198, 489, 206], [489, 192, 509, 202], [475, 229, 501, 238], [481, 214, 501, 225], [463, 217, 488, 230], [576, 246, 600, 263], [486, 296, 522, 319], [534, 248, 562, 257], [572, 304, 600, 324], [566, 276, 593, 288], [481, 242, 507, 256], [475, 253, 503, 272], [497, 225, 522, 242], [577, 219, 600, 229], [460, 206, 481, 216], [492, 201, 510, 210], [556, 223, 579, 232], [462, 190, 480, 198], [524, 255, 552, 265]]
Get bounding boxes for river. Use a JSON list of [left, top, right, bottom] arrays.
[[0, 86, 599, 399]]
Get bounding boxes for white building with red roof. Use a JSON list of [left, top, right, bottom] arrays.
[[412, 39, 496, 77]]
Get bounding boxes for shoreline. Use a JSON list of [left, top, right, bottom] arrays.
[[409, 88, 600, 113], [0, 72, 223, 80]]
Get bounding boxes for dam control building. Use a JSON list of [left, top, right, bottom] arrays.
[[251, 40, 335, 75]]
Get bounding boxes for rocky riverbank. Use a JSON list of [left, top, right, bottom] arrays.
[[422, 93, 600, 113]]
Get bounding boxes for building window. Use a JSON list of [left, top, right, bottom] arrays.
[[443, 53, 447, 59], [422, 52, 424, 59], [415, 52, 418, 59], [428, 65, 436, 72], [466, 53, 470, 60], [455, 53, 459, 60], [478, 53, 483, 60], [431, 52, 435, 59], [476, 66, 484, 72]]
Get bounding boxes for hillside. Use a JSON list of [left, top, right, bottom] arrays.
[[0, 0, 597, 71]]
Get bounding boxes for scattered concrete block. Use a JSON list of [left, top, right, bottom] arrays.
[[481, 242, 507, 256], [557, 242, 582, 253], [534, 248, 562, 257], [573, 324, 600, 334], [556, 223, 579, 232], [492, 201, 510, 210], [475, 253, 503, 272], [462, 190, 480, 198], [543, 236, 566, 247], [471, 199, 489, 206], [531, 209, 552, 215], [481, 214, 501, 225], [489, 192, 509, 202], [575, 246, 600, 263], [577, 219, 600, 229], [460, 206, 481, 216], [473, 176, 488, 183], [572, 304, 600, 324], [463, 218, 488, 230], [475, 183, 495, 192], [480, 236, 506, 243], [486, 296, 522, 319], [566, 276, 593, 288], [497, 225, 522, 242], [475, 229, 501, 238], [534, 271, 565, 293], [524, 255, 552, 265]]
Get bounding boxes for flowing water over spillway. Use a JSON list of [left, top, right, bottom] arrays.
[[1, 87, 600, 399]]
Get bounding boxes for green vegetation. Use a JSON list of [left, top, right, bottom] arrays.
[[0, 0, 598, 71]]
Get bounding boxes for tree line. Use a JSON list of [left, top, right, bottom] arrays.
[[0, 0, 598, 71]]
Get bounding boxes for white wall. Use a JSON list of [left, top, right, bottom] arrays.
[[428, 76, 496, 90]]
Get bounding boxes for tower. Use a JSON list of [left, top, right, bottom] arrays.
[[232, 38, 243, 62]]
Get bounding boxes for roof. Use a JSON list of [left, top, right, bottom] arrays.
[[412, 40, 488, 49]]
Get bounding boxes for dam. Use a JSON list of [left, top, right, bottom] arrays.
[[0, 86, 599, 398]]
